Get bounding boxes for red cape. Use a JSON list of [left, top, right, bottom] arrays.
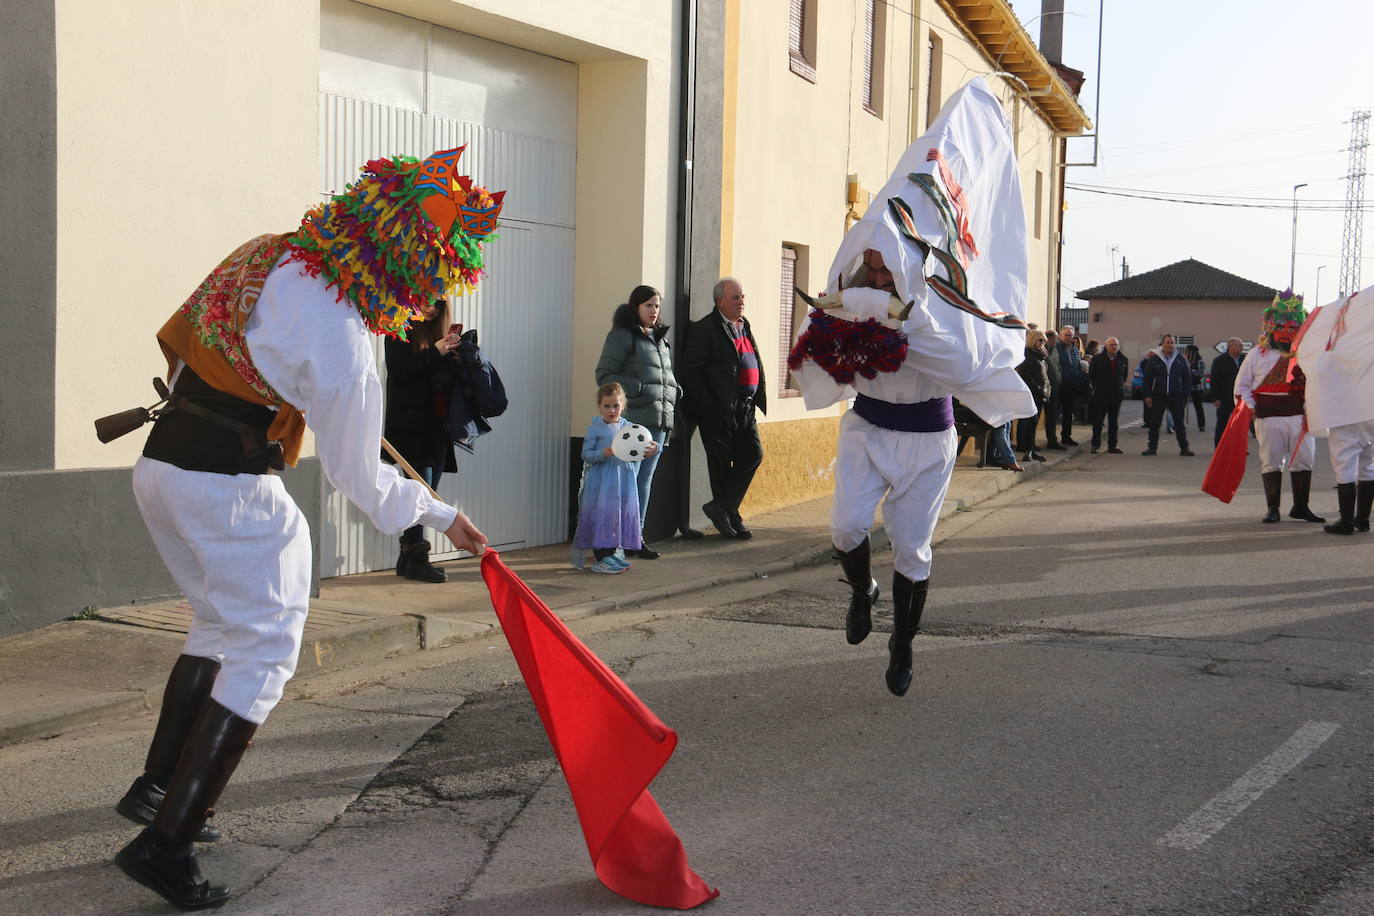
[[1201, 401, 1253, 503], [480, 550, 718, 909]]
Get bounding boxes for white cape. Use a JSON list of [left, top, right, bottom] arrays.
[[1294, 284, 1374, 434], [791, 77, 1035, 426]]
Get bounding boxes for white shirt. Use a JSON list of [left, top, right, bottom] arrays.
[[1235, 347, 1282, 411], [242, 259, 458, 536]]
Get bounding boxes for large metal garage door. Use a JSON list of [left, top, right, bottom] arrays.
[[317, 0, 574, 576]]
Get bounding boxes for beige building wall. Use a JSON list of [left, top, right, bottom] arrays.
[[62, 0, 681, 468], [1086, 299, 1267, 366], [57, 0, 319, 470], [727, 0, 1070, 515], [320, 0, 681, 436]]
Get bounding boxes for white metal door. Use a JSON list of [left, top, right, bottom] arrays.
[[317, 0, 575, 577]]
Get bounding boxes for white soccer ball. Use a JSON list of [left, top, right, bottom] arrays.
[[611, 424, 653, 462]]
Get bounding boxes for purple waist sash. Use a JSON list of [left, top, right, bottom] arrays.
[[852, 394, 954, 432]]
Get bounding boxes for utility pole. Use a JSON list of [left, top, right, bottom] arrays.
[[1339, 110, 1369, 296]]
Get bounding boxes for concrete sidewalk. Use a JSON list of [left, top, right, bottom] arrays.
[[0, 433, 1103, 745]]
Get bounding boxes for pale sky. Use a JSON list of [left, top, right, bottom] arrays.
[[1007, 0, 1374, 308]]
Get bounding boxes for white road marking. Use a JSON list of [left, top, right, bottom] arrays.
[[1157, 720, 1340, 850]]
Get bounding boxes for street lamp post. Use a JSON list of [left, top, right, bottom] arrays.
[[1316, 265, 1326, 304], [1290, 182, 1308, 290]]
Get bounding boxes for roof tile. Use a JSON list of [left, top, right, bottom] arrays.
[[1076, 259, 1276, 301]]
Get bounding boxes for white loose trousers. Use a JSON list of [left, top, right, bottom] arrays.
[[1328, 420, 1374, 484], [1255, 415, 1315, 473], [831, 410, 957, 581], [133, 457, 311, 724]]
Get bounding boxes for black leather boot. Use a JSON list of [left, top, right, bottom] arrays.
[[117, 655, 222, 843], [1355, 481, 1373, 532], [886, 574, 928, 697], [1261, 471, 1282, 523], [116, 827, 227, 911], [835, 538, 879, 645], [1288, 470, 1326, 522], [632, 531, 660, 560], [1324, 483, 1357, 534], [116, 700, 257, 910], [399, 536, 446, 583]]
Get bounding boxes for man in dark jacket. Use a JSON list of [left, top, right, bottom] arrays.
[[1141, 334, 1194, 456], [1210, 336, 1245, 445], [1042, 333, 1064, 449], [1055, 326, 1085, 445], [1087, 336, 1129, 454], [679, 277, 766, 539]]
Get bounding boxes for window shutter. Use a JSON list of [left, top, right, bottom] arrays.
[[926, 36, 936, 126], [789, 0, 815, 80], [779, 247, 799, 395], [863, 0, 875, 110]]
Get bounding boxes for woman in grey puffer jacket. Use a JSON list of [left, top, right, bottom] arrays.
[[595, 285, 682, 558]]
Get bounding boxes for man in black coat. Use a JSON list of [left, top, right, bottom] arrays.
[[1210, 336, 1245, 445], [679, 277, 767, 539], [1141, 333, 1194, 456], [1054, 326, 1086, 446], [1087, 336, 1129, 454]]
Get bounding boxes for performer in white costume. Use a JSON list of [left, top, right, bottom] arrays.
[[1234, 290, 1326, 524], [789, 79, 1034, 696], [103, 148, 501, 909], [1292, 285, 1374, 534]]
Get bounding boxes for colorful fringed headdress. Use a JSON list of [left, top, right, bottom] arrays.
[[1259, 288, 1307, 350], [285, 146, 505, 338]]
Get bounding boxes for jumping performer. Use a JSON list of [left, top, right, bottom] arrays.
[[1235, 290, 1326, 524], [105, 147, 502, 909], [1291, 286, 1374, 534], [788, 79, 1034, 697]]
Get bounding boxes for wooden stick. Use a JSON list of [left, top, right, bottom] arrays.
[[381, 436, 442, 500]]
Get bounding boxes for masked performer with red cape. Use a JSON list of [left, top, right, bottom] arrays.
[[1231, 290, 1327, 524], [1292, 285, 1374, 534], [788, 78, 1035, 696], [106, 148, 502, 910]]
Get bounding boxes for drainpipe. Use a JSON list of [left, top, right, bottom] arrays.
[[1055, 134, 1067, 330], [667, 0, 698, 540]]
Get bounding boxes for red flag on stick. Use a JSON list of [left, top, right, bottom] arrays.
[[1201, 401, 1254, 503], [480, 551, 719, 909]]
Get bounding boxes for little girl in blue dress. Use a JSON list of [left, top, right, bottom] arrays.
[[574, 383, 654, 573]]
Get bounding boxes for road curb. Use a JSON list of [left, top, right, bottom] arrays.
[[550, 447, 1081, 622], [0, 691, 156, 746], [2, 442, 1082, 745]]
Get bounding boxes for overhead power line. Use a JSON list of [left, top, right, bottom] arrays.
[[1065, 184, 1372, 211], [1069, 182, 1352, 203]]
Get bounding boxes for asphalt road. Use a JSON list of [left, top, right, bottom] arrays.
[[2, 423, 1372, 915]]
